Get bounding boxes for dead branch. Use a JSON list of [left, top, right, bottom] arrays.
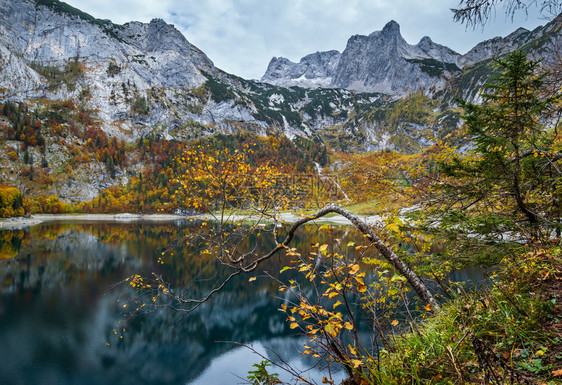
[[161, 205, 441, 313]]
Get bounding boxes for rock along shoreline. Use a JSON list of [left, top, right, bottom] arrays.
[[0, 212, 382, 230]]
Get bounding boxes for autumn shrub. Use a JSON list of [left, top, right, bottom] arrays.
[[29, 195, 74, 214], [0, 185, 25, 217], [0, 230, 26, 260]]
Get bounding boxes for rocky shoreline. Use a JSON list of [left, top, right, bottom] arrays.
[[0, 211, 382, 230], [0, 213, 188, 230]]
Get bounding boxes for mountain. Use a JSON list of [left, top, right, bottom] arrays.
[[0, 0, 266, 139], [261, 50, 341, 88], [262, 20, 462, 95], [0, 0, 559, 204], [261, 17, 561, 96], [0, 0, 560, 154], [333, 21, 461, 95]]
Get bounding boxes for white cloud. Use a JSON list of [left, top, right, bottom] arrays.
[[62, 0, 549, 79]]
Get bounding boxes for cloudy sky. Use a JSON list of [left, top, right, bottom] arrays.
[[61, 0, 551, 80]]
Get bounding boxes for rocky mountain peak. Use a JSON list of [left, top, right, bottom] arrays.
[[260, 50, 341, 88], [262, 19, 463, 94], [418, 36, 433, 46], [145, 18, 186, 51], [381, 20, 401, 36], [457, 25, 535, 67]]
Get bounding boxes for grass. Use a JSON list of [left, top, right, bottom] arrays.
[[343, 199, 384, 216], [361, 249, 562, 384]]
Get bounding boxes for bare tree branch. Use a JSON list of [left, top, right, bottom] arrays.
[[452, 0, 562, 28], [162, 205, 441, 314]]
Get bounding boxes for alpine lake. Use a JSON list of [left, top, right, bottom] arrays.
[[0, 218, 483, 385]]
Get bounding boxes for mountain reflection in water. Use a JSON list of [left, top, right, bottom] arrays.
[[0, 221, 484, 385], [0, 221, 350, 385]]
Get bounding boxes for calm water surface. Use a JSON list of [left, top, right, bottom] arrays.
[[0, 221, 353, 385], [0, 220, 483, 385]]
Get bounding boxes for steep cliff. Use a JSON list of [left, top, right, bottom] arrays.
[[262, 20, 462, 95]]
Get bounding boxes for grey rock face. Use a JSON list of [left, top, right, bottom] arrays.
[[415, 36, 460, 64], [0, 0, 262, 138], [262, 20, 461, 95], [261, 50, 341, 88], [0, 0, 212, 89], [458, 28, 533, 67], [0, 25, 43, 100], [331, 20, 460, 95], [459, 13, 561, 67]]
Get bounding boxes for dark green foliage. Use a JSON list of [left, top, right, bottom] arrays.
[[30, 58, 84, 91], [292, 135, 328, 166], [105, 156, 115, 177], [246, 360, 280, 385], [132, 96, 149, 115], [106, 62, 121, 77], [435, 50, 561, 241], [405, 58, 461, 77], [204, 77, 235, 103]]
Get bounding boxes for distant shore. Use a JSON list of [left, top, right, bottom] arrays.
[[0, 211, 381, 230], [0, 213, 188, 230]]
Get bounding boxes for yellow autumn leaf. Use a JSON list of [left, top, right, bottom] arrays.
[[248, 277, 256, 282], [319, 244, 328, 252], [391, 320, 399, 326], [324, 323, 338, 337], [349, 264, 360, 275], [387, 223, 400, 232], [357, 283, 367, 292], [290, 322, 299, 329], [343, 322, 354, 330], [350, 359, 363, 368]]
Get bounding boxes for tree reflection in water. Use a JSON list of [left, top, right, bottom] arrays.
[[0, 221, 485, 384], [0, 221, 351, 385]]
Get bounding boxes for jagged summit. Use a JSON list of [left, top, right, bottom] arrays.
[[261, 50, 341, 88], [262, 20, 461, 95], [261, 14, 561, 95], [380, 20, 401, 36]]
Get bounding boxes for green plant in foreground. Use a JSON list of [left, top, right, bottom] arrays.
[[246, 360, 281, 385], [362, 249, 561, 384]]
